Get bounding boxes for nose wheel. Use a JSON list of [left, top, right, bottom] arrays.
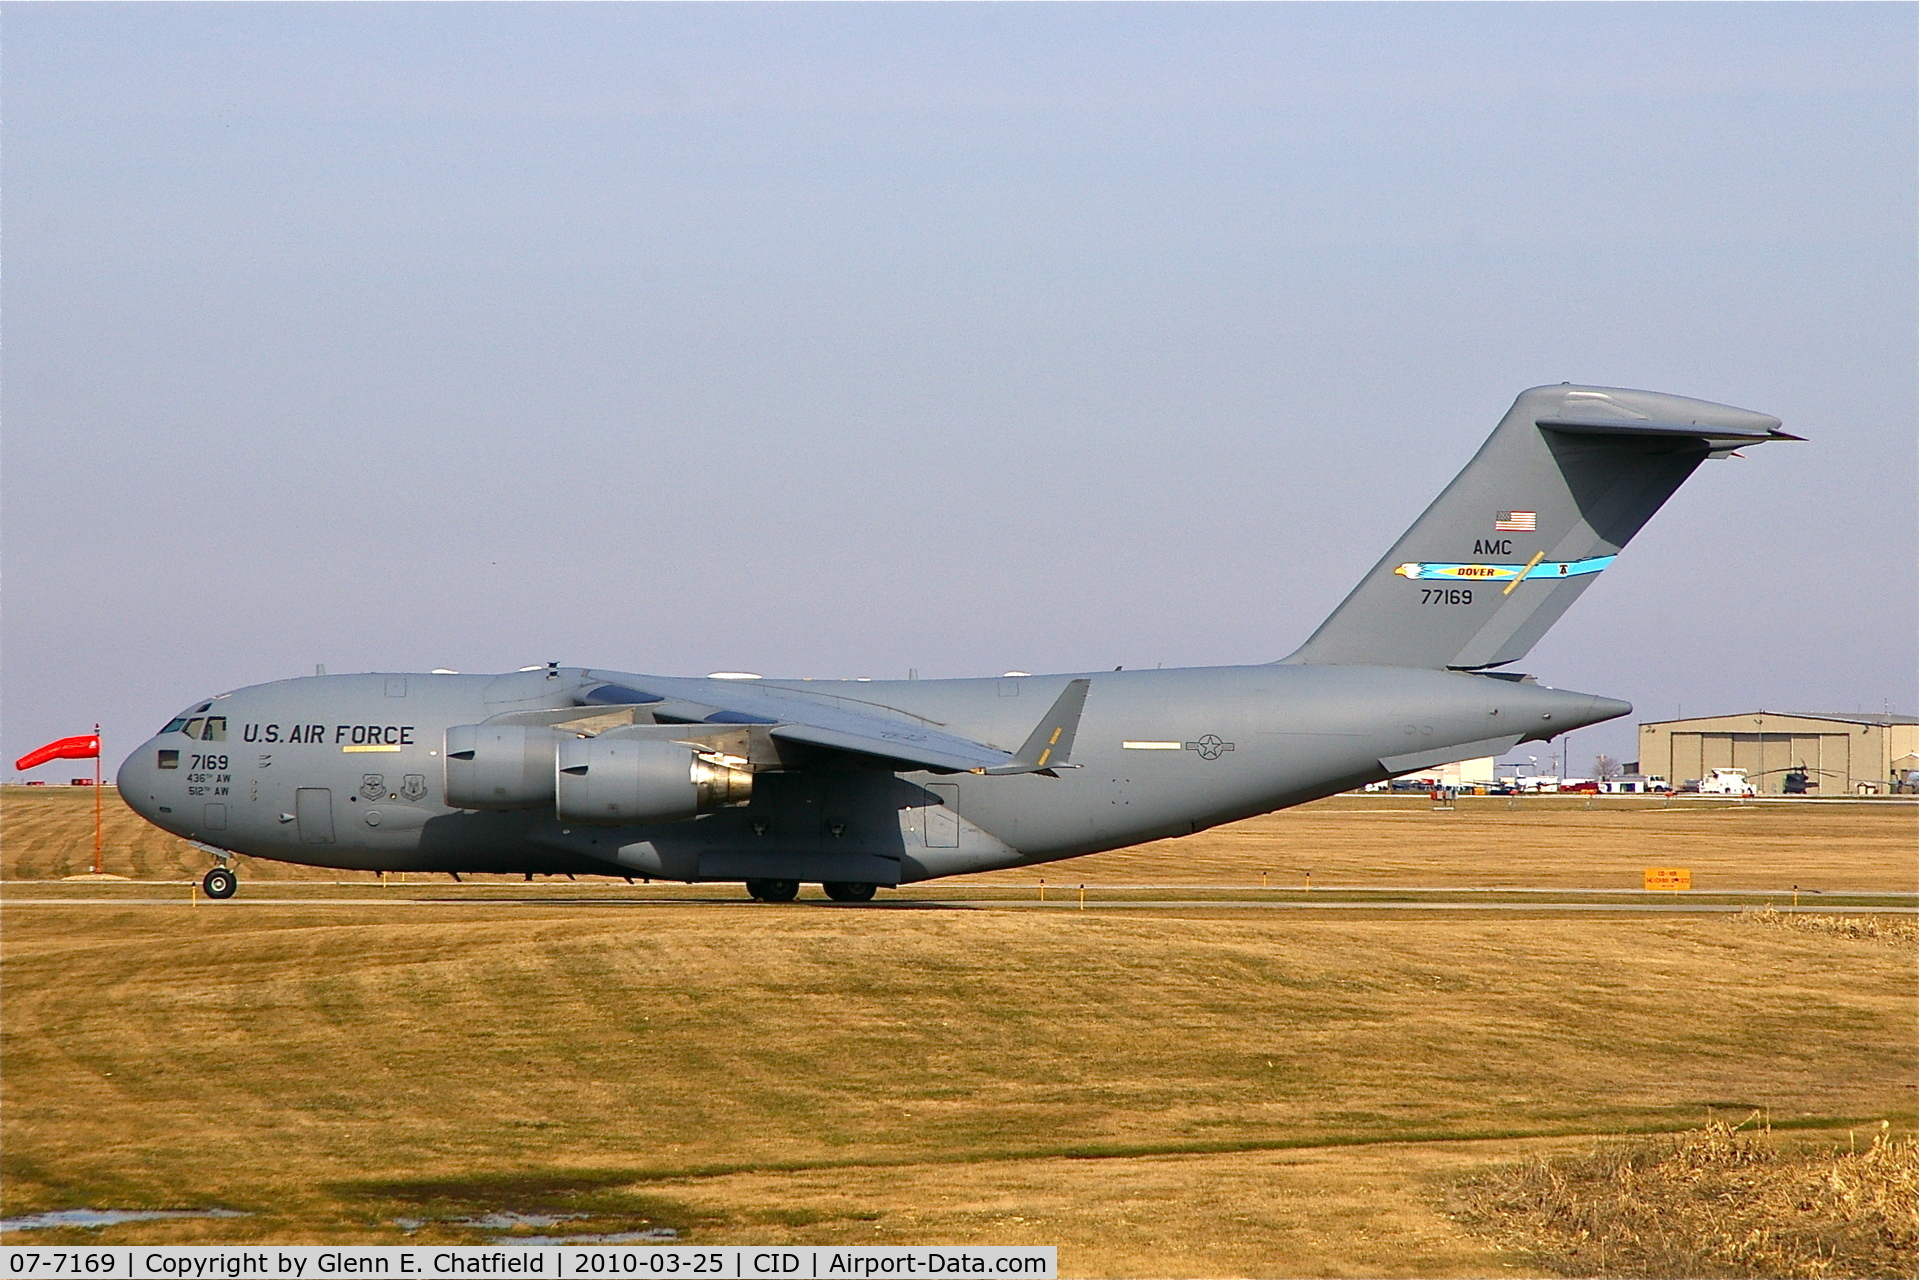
[[201, 866, 238, 899], [744, 878, 799, 903]]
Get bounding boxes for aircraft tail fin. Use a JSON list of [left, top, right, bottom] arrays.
[[1281, 385, 1796, 670]]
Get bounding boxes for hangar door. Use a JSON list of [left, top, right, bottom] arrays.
[[1673, 732, 1852, 792]]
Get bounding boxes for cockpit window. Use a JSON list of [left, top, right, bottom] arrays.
[[163, 718, 189, 734], [182, 718, 205, 739], [201, 717, 227, 741]]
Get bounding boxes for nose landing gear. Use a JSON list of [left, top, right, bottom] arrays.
[[201, 866, 238, 899]]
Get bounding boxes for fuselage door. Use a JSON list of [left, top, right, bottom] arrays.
[[296, 788, 335, 844]]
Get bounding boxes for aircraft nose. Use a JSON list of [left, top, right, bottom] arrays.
[[116, 743, 161, 821]]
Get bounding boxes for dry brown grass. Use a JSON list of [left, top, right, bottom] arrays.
[[1456, 1117, 1919, 1278], [3, 899, 1914, 1272], [5, 788, 1914, 1275], [980, 794, 1919, 893], [1736, 906, 1919, 946]]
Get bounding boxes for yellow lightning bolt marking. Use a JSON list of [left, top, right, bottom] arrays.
[[1502, 550, 1547, 596]]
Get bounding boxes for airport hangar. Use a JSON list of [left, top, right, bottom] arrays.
[[1637, 711, 1919, 795]]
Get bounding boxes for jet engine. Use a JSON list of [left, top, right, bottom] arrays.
[[443, 724, 564, 809], [555, 736, 752, 825]]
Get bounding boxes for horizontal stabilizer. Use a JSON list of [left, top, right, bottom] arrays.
[[1537, 416, 1802, 442]]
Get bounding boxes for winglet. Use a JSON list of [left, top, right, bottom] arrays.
[[982, 678, 1091, 775]]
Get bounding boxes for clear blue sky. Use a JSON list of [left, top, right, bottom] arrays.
[[5, 2, 1914, 776]]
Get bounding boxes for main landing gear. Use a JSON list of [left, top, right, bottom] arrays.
[[202, 866, 238, 899], [743, 879, 880, 903]]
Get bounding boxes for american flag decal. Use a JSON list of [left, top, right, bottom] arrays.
[[1494, 510, 1536, 532]]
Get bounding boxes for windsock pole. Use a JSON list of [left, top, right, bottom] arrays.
[[93, 725, 104, 875], [14, 729, 107, 875]]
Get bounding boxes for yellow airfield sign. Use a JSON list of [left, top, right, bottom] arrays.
[[1644, 867, 1692, 891]]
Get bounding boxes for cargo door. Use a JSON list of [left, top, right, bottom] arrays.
[[296, 788, 335, 844]]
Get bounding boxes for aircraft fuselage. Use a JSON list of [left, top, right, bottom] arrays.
[[117, 664, 1623, 885]]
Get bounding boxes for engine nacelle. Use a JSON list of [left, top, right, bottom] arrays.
[[555, 736, 752, 825], [444, 724, 563, 809]]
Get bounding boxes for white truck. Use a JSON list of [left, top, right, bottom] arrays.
[[1697, 767, 1757, 797]]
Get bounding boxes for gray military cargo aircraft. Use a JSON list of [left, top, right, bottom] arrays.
[[119, 384, 1795, 901]]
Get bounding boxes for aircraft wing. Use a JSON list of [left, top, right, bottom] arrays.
[[577, 673, 1087, 775], [768, 719, 1011, 773]]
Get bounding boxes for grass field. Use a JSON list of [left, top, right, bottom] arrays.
[[3, 788, 1915, 1276], [1456, 1114, 1919, 1278]]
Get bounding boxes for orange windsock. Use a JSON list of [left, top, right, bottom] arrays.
[[15, 734, 101, 772]]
